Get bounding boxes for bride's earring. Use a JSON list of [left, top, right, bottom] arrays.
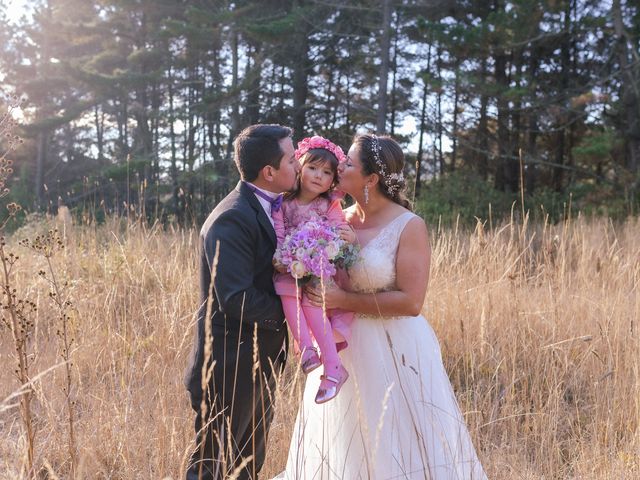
[[364, 185, 369, 205]]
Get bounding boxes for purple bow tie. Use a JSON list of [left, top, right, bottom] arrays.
[[271, 194, 283, 213], [245, 182, 283, 215]]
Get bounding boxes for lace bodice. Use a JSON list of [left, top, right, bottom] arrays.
[[348, 211, 417, 294]]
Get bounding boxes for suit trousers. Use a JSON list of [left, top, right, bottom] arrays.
[[186, 325, 283, 480]]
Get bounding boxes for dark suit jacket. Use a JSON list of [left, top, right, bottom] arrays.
[[185, 181, 287, 406]]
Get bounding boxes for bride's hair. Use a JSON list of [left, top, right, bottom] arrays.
[[353, 134, 412, 210]]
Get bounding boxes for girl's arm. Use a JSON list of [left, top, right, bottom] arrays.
[[307, 217, 430, 317]]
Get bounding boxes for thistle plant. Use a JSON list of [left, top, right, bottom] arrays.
[[0, 233, 37, 473], [0, 94, 37, 475], [21, 229, 78, 476]]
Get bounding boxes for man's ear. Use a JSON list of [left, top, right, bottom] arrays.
[[260, 165, 276, 183]]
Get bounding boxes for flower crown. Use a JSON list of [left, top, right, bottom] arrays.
[[369, 134, 405, 196], [294, 135, 347, 164]]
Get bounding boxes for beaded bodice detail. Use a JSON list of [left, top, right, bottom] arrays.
[[348, 212, 416, 294]]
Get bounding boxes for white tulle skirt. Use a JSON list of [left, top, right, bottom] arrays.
[[279, 313, 487, 480]]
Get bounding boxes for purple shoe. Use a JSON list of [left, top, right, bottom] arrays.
[[315, 365, 349, 404], [300, 346, 321, 374]]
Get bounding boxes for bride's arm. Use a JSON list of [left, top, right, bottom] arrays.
[[308, 217, 431, 317]]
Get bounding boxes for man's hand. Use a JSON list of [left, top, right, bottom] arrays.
[[272, 258, 288, 274], [337, 224, 356, 244]]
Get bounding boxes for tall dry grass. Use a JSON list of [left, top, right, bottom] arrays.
[[0, 214, 638, 479]]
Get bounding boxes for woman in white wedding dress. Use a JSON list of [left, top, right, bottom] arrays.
[[277, 134, 487, 480]]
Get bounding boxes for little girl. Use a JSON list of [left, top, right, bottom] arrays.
[[273, 135, 354, 404]]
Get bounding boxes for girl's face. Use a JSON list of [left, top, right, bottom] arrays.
[[299, 159, 335, 197], [337, 144, 365, 196]]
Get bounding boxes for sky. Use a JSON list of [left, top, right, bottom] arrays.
[[3, 0, 31, 24]]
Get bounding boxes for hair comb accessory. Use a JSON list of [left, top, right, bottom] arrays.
[[370, 134, 405, 196]]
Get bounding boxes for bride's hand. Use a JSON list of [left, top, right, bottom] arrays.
[[304, 281, 345, 309]]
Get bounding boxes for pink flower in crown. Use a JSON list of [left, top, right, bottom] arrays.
[[294, 135, 346, 164]]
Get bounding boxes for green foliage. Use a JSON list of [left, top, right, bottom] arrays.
[[561, 182, 638, 219], [84, 50, 123, 74], [572, 129, 618, 160], [416, 172, 516, 226], [245, 12, 298, 42], [103, 158, 152, 182], [414, 172, 636, 227], [1, 0, 638, 227], [127, 48, 164, 71]]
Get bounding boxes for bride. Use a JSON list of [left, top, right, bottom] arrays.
[[276, 134, 487, 479]]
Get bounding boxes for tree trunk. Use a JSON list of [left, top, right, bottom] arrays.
[[292, 30, 310, 140], [94, 105, 104, 163], [553, 0, 573, 193], [245, 42, 262, 125], [65, 123, 73, 165], [35, 130, 47, 209], [415, 43, 432, 199], [415, 74, 429, 198], [613, 0, 640, 177], [345, 74, 352, 134], [451, 62, 460, 172], [211, 38, 223, 159], [390, 11, 400, 136], [226, 28, 240, 159], [376, 0, 393, 134], [168, 66, 179, 219], [151, 81, 161, 186], [477, 68, 489, 180], [134, 108, 153, 158], [508, 54, 523, 193], [436, 46, 444, 176], [494, 48, 510, 191], [277, 64, 286, 120], [326, 67, 335, 129], [118, 98, 129, 157], [526, 51, 539, 194]]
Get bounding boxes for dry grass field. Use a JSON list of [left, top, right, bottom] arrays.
[[1, 213, 638, 479]]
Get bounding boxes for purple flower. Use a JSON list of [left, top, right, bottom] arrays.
[[274, 219, 359, 282]]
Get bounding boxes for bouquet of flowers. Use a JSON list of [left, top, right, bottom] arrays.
[[274, 218, 359, 283]]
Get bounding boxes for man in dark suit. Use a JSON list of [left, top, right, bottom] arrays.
[[185, 124, 300, 480]]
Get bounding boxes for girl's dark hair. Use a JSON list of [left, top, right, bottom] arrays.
[[286, 148, 340, 201], [353, 134, 412, 210]]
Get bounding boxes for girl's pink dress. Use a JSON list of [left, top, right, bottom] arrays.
[[272, 194, 354, 348]]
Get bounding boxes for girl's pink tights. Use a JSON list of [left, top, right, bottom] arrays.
[[281, 295, 342, 374]]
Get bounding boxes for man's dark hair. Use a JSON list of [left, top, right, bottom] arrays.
[[233, 124, 293, 181]]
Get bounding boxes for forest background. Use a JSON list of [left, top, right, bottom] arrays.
[[1, 2, 640, 479], [1, 0, 639, 227]]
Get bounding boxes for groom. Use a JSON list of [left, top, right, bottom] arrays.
[[184, 124, 299, 480]]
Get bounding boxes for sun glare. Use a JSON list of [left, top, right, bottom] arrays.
[[10, 105, 24, 121], [4, 0, 31, 24]]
